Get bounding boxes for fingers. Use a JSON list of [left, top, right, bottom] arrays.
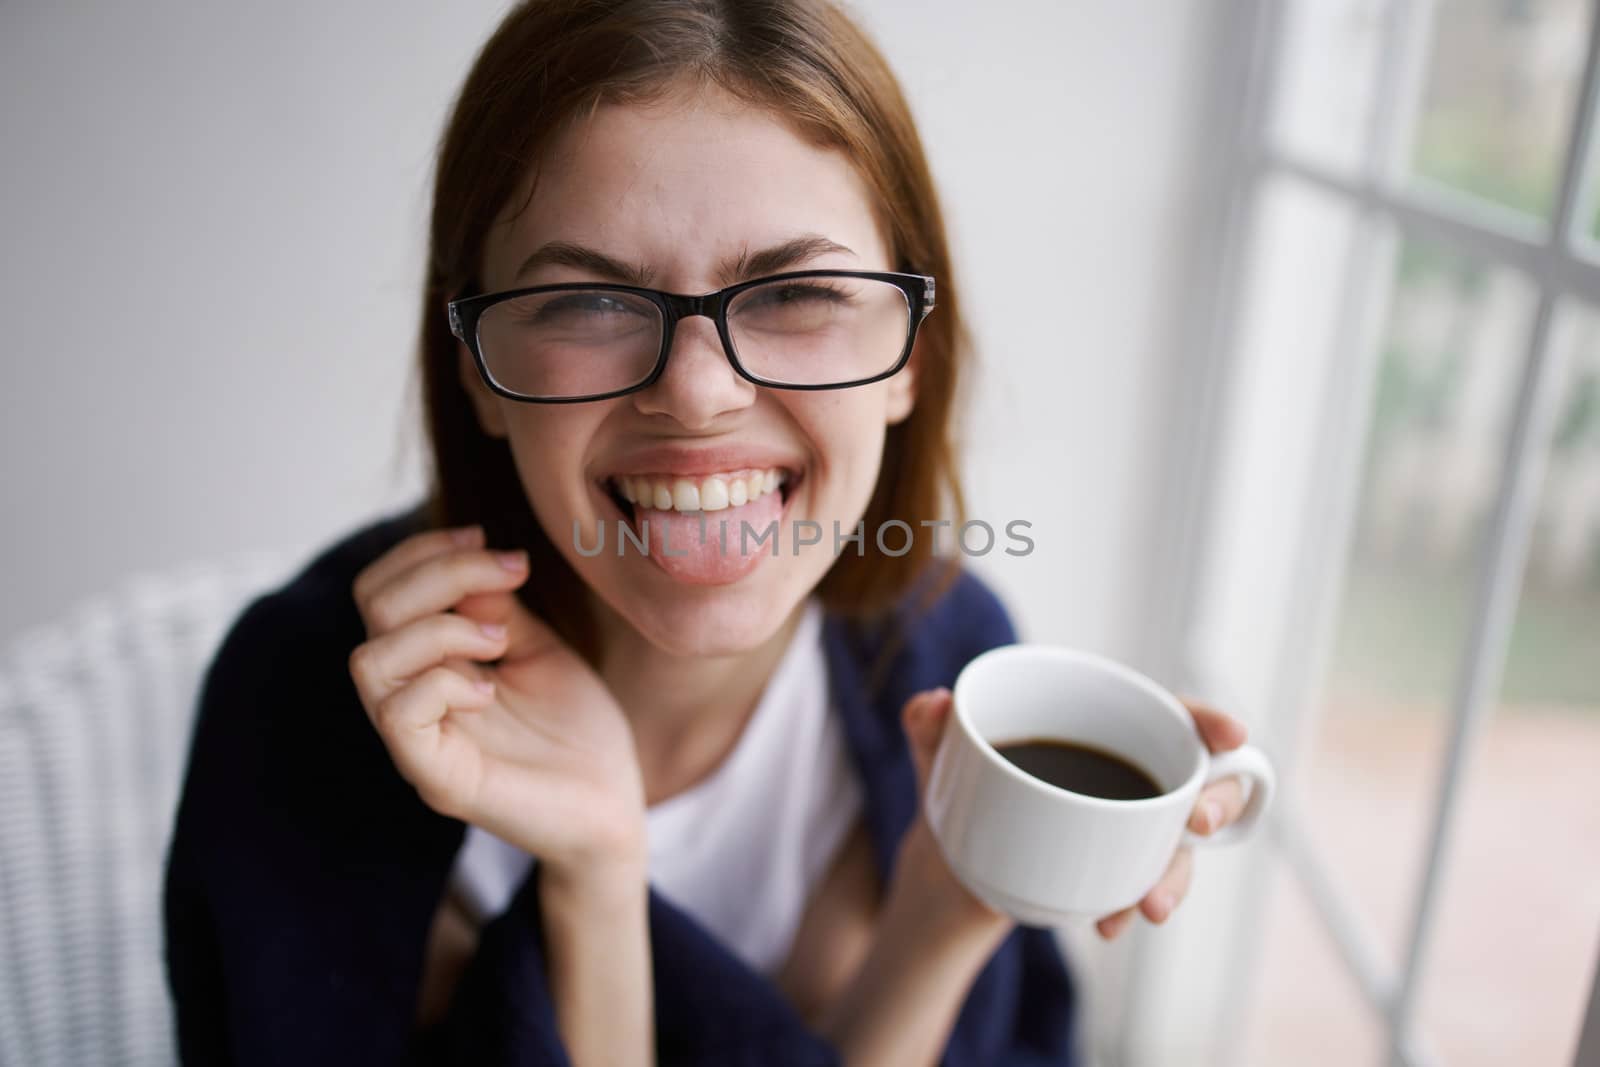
[[353, 525, 482, 607], [1096, 907, 1137, 940], [1095, 846, 1197, 939], [1187, 775, 1248, 835], [355, 539, 529, 638], [1139, 845, 1194, 924], [370, 664, 494, 737], [1179, 697, 1249, 754], [900, 688, 953, 797], [349, 612, 509, 708], [370, 665, 496, 810], [1093, 705, 1235, 944], [448, 585, 566, 665]]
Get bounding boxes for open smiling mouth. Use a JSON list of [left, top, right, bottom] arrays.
[[600, 467, 798, 525], [594, 467, 802, 585]]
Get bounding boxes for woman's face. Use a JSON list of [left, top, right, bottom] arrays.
[[461, 83, 916, 657]]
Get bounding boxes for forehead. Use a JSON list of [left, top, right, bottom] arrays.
[[481, 85, 891, 289]]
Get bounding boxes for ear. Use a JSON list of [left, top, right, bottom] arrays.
[[883, 333, 921, 426], [458, 343, 509, 439]]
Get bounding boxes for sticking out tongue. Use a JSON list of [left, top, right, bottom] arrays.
[[631, 485, 786, 584]]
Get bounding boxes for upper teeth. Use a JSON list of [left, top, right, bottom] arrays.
[[615, 468, 786, 513]]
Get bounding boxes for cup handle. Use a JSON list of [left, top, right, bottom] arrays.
[[1181, 743, 1276, 848]]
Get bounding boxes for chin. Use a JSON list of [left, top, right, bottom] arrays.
[[558, 526, 841, 658], [593, 556, 820, 658]]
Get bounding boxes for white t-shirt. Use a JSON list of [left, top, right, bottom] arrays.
[[449, 598, 864, 977]]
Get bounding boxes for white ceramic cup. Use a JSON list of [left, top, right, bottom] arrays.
[[925, 644, 1276, 926]]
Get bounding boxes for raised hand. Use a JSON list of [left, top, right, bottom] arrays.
[[347, 524, 646, 880]]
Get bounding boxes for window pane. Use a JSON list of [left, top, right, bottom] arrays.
[[1268, 0, 1390, 172], [1238, 859, 1388, 1066], [1239, 240, 1537, 1059], [1409, 0, 1592, 221], [1414, 302, 1600, 1067], [1590, 130, 1600, 242], [1312, 240, 1536, 949], [1592, 169, 1600, 241]]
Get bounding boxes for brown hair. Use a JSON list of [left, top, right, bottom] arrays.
[[418, 0, 969, 664]]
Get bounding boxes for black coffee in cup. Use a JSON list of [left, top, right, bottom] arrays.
[[994, 738, 1162, 800]]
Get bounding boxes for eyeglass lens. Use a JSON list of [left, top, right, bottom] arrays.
[[473, 275, 912, 399]]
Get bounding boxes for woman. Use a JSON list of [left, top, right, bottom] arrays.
[[164, 1, 1252, 1063]]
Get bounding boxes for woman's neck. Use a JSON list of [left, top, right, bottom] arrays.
[[590, 597, 810, 807]]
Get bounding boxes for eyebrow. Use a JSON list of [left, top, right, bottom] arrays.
[[512, 234, 857, 289]]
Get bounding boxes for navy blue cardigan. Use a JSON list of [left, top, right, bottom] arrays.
[[163, 503, 1080, 1065]]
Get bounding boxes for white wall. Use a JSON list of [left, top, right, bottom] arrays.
[[2, 0, 1216, 668], [1, 1, 492, 640], [853, 1, 1217, 666]]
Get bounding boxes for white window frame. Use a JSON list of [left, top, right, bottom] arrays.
[[1113, 2, 1600, 1065]]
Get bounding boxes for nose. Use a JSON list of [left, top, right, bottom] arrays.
[[630, 313, 757, 428]]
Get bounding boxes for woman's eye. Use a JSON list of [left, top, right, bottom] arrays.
[[535, 294, 636, 319], [755, 284, 849, 307], [734, 282, 864, 336]]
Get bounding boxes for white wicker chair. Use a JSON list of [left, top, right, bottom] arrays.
[[0, 553, 291, 1067]]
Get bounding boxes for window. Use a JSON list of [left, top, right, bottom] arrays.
[[1121, 2, 1600, 1064]]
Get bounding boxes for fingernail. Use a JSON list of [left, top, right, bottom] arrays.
[[452, 525, 481, 546], [474, 679, 495, 695], [1203, 800, 1222, 832], [479, 621, 506, 639], [497, 550, 526, 571]]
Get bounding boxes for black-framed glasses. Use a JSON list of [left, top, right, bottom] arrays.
[[447, 268, 936, 403]]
